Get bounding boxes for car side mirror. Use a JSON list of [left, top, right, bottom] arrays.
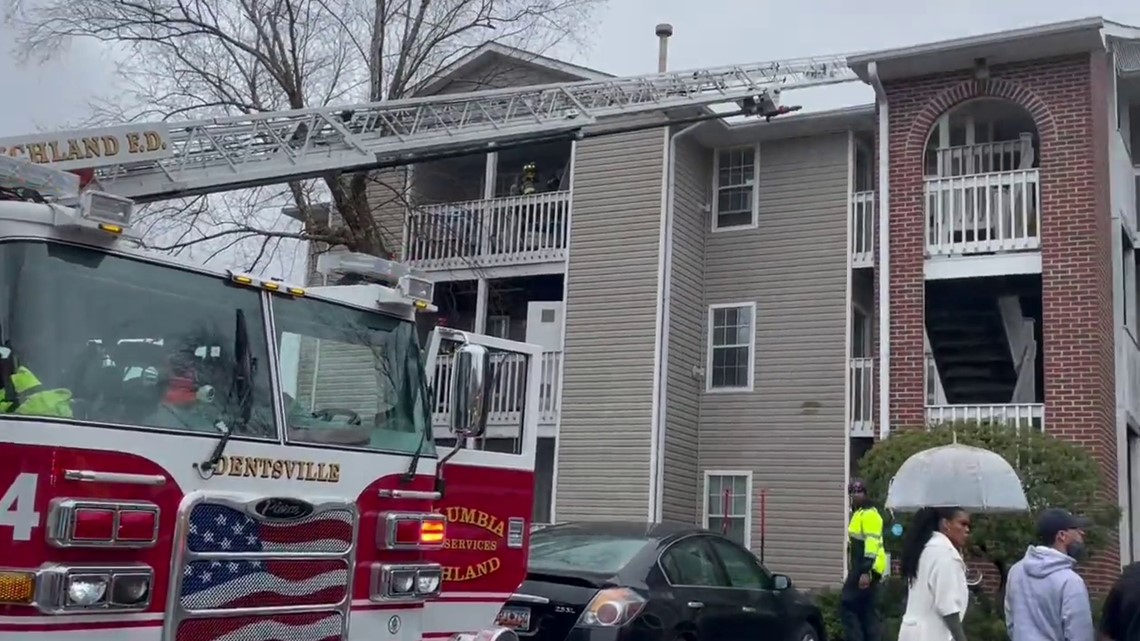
[[449, 343, 491, 438], [773, 574, 792, 591]]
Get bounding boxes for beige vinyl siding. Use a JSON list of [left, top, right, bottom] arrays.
[[661, 135, 710, 523], [556, 122, 667, 521], [699, 132, 850, 588]]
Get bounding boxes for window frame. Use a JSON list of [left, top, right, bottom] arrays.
[[702, 470, 754, 549], [705, 535, 773, 590], [710, 144, 760, 232], [0, 239, 280, 443], [705, 302, 757, 393], [657, 534, 731, 588]]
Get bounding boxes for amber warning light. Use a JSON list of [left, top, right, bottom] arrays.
[[382, 512, 446, 550]]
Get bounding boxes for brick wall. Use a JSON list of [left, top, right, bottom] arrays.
[[876, 53, 1119, 589]]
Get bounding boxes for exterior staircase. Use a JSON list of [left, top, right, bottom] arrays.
[[925, 278, 1039, 405]]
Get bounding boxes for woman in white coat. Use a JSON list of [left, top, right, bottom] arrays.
[[897, 506, 973, 641]]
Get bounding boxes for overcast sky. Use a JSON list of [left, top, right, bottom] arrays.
[[4, 1, 1140, 278], [8, 1, 1140, 138]]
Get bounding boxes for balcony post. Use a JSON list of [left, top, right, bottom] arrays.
[[474, 278, 488, 334]]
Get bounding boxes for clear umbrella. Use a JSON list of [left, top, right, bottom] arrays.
[[885, 442, 1028, 513]]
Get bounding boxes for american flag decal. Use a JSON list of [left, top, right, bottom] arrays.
[[174, 612, 344, 641], [186, 503, 354, 554], [175, 499, 355, 641]]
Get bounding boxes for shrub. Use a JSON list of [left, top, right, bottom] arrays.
[[812, 579, 1008, 641]]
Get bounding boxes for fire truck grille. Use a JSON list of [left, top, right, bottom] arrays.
[[175, 611, 345, 641], [185, 502, 354, 554], [180, 558, 349, 611]]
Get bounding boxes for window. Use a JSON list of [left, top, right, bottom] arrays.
[[273, 294, 434, 456], [660, 537, 725, 587], [706, 303, 755, 392], [0, 240, 275, 436], [486, 315, 510, 339], [528, 530, 650, 575], [707, 537, 771, 590], [704, 472, 752, 547], [712, 145, 758, 231]]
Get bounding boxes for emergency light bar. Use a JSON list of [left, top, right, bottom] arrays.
[[317, 252, 435, 306], [0, 155, 79, 201]]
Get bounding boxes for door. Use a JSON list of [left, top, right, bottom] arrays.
[[658, 536, 752, 641], [706, 537, 787, 640], [525, 301, 563, 351], [423, 327, 543, 621]]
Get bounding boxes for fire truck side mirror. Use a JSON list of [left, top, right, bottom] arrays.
[[449, 343, 490, 438]]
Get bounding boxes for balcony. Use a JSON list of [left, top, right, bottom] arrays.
[[925, 403, 1044, 431], [849, 357, 874, 437], [431, 349, 562, 434], [925, 140, 1041, 258], [405, 191, 570, 271], [851, 191, 875, 268]]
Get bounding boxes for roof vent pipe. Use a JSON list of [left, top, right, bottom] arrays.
[[656, 23, 673, 72]]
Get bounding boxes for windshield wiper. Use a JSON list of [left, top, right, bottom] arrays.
[[401, 340, 432, 484], [197, 309, 253, 477]]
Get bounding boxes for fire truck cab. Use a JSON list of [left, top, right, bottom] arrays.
[[0, 157, 539, 641]]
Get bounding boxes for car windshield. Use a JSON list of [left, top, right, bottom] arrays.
[[0, 240, 275, 435], [273, 293, 434, 456], [528, 530, 649, 576]]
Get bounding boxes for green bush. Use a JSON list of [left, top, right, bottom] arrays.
[[857, 422, 1120, 590], [812, 579, 1007, 641]]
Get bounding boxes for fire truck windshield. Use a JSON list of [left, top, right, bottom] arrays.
[[0, 239, 435, 457], [272, 292, 435, 456]]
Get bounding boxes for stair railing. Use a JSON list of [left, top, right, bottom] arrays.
[[1010, 321, 1037, 404], [924, 329, 947, 405]]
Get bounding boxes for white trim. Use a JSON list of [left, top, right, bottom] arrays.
[[702, 470, 754, 549], [651, 122, 704, 523], [649, 127, 672, 522], [844, 128, 855, 580], [870, 61, 891, 441], [710, 143, 761, 232], [549, 139, 577, 525], [416, 261, 565, 282], [413, 42, 611, 96], [705, 301, 757, 394], [924, 253, 1042, 280]]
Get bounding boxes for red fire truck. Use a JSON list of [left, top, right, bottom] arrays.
[[0, 51, 855, 641]]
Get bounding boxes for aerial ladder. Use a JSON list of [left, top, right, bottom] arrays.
[[0, 53, 858, 204]]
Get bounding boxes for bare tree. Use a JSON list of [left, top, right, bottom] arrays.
[[7, 0, 603, 268]]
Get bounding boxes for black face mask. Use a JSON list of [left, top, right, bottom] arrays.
[[1065, 540, 1087, 561]]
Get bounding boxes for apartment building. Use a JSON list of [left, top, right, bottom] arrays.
[[297, 18, 1140, 588]]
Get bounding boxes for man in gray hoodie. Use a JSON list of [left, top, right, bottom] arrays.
[[1004, 508, 1094, 641]]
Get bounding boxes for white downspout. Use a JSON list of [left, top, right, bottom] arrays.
[[649, 120, 703, 523], [869, 61, 891, 440]]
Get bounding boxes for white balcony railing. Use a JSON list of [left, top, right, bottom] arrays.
[[925, 169, 1041, 257], [932, 138, 1033, 178], [849, 358, 874, 437], [405, 191, 570, 270], [852, 191, 875, 268], [925, 403, 1044, 431], [431, 350, 562, 429]]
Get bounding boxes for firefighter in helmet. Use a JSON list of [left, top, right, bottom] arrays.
[[0, 346, 74, 417], [842, 478, 887, 641], [521, 162, 537, 195]]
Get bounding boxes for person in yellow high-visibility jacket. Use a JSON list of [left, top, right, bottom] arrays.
[[0, 350, 73, 418], [841, 478, 887, 641]]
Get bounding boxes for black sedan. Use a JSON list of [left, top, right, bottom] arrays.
[[495, 521, 825, 641]]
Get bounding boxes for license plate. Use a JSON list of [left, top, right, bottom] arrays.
[[495, 606, 532, 631]]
